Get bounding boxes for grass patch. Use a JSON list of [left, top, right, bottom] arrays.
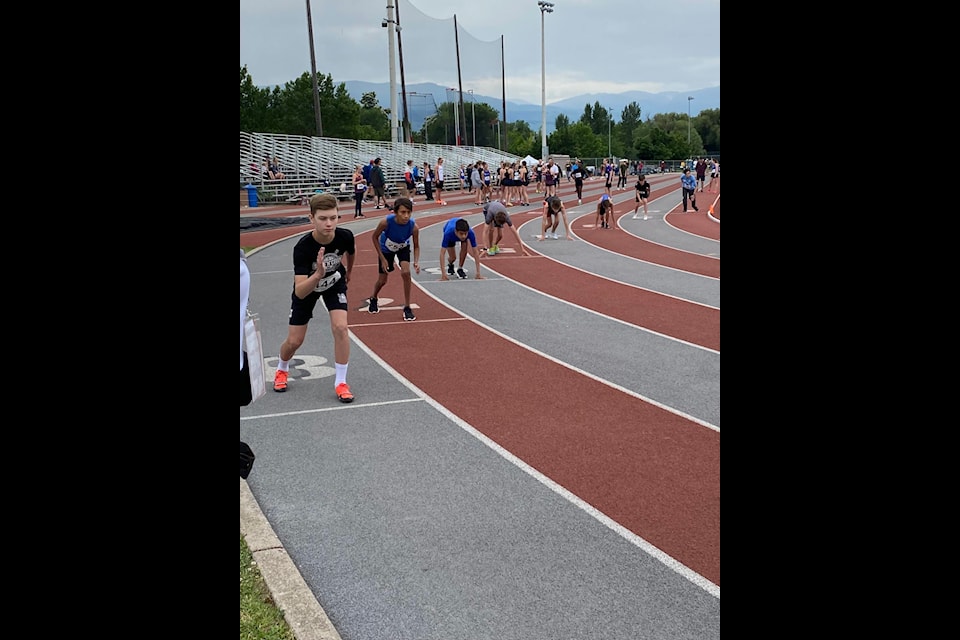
[[240, 534, 297, 640]]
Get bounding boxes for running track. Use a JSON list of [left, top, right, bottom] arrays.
[[241, 173, 720, 639]]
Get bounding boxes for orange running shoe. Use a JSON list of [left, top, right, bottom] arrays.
[[273, 369, 288, 392], [336, 382, 354, 403]]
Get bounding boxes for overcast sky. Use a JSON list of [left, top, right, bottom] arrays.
[[240, 0, 720, 105]]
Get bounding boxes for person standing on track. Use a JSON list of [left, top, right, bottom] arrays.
[[604, 159, 614, 196], [632, 174, 651, 220], [471, 163, 484, 205], [543, 158, 558, 199], [707, 158, 720, 193], [570, 158, 586, 205], [435, 157, 447, 205], [681, 168, 699, 212], [272, 194, 357, 403], [695, 157, 708, 193], [367, 197, 420, 322], [540, 195, 574, 241], [483, 200, 531, 257], [351, 164, 367, 218], [369, 157, 388, 209], [439, 217, 486, 281]]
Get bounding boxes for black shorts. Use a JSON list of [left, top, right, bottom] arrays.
[[288, 283, 348, 324], [376, 247, 411, 274]]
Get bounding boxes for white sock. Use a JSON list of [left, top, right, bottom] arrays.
[[335, 363, 348, 387], [277, 359, 290, 373]]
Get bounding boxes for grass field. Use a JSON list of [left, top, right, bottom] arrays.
[[240, 534, 296, 640]]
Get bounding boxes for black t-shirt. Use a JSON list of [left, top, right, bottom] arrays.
[[292, 227, 356, 293], [636, 180, 650, 198]]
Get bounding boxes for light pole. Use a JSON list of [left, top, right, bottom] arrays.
[[383, 3, 401, 143], [687, 96, 694, 145], [607, 107, 612, 158], [468, 89, 476, 147], [538, 1, 554, 160]]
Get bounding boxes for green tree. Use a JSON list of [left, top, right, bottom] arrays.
[[358, 91, 390, 141], [618, 102, 642, 158], [240, 66, 270, 133], [506, 119, 536, 157], [694, 108, 720, 155]]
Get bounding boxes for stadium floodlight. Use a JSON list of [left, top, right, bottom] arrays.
[[538, 1, 556, 159]]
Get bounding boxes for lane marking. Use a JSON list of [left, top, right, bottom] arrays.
[[241, 397, 424, 421]]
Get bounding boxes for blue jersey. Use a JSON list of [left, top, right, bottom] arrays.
[[441, 218, 477, 248], [681, 173, 697, 190], [379, 214, 415, 253]]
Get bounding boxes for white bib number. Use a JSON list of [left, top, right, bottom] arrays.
[[385, 238, 408, 252], [314, 270, 342, 293]]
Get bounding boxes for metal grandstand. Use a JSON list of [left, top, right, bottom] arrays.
[[241, 131, 519, 204]]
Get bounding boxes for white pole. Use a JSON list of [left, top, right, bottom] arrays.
[[387, 2, 399, 143], [538, 2, 554, 159], [469, 90, 476, 147], [540, 9, 547, 159]]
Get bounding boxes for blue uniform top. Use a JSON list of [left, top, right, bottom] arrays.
[[379, 214, 416, 253], [681, 173, 697, 190], [441, 218, 477, 248]]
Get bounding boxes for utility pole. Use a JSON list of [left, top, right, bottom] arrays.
[[305, 0, 322, 136]]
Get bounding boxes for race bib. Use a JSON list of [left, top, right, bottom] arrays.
[[385, 237, 408, 252], [313, 270, 342, 293], [573, 172, 582, 178]]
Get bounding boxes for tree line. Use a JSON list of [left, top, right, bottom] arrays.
[[241, 66, 719, 161]]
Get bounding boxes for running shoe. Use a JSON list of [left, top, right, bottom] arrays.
[[336, 382, 354, 403], [403, 306, 416, 321], [447, 262, 455, 275], [457, 268, 467, 279], [551, 232, 560, 239], [273, 369, 288, 393], [368, 297, 379, 314], [489, 245, 499, 255], [643, 215, 649, 220]]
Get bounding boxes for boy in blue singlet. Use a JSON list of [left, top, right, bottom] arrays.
[[367, 197, 420, 321], [439, 217, 486, 281]]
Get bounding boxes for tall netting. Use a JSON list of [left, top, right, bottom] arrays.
[[395, 0, 503, 136]]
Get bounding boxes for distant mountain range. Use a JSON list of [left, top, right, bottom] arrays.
[[342, 81, 719, 134]]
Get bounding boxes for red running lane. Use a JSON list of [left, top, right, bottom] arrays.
[[470, 215, 720, 351], [664, 193, 721, 241], [571, 217, 719, 278], [347, 267, 720, 587]]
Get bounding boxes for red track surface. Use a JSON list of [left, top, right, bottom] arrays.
[[243, 175, 721, 586]]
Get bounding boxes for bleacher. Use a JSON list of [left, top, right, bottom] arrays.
[[241, 131, 519, 206]]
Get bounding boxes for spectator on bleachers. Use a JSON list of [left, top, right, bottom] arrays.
[[271, 156, 286, 180], [268, 157, 285, 180]]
